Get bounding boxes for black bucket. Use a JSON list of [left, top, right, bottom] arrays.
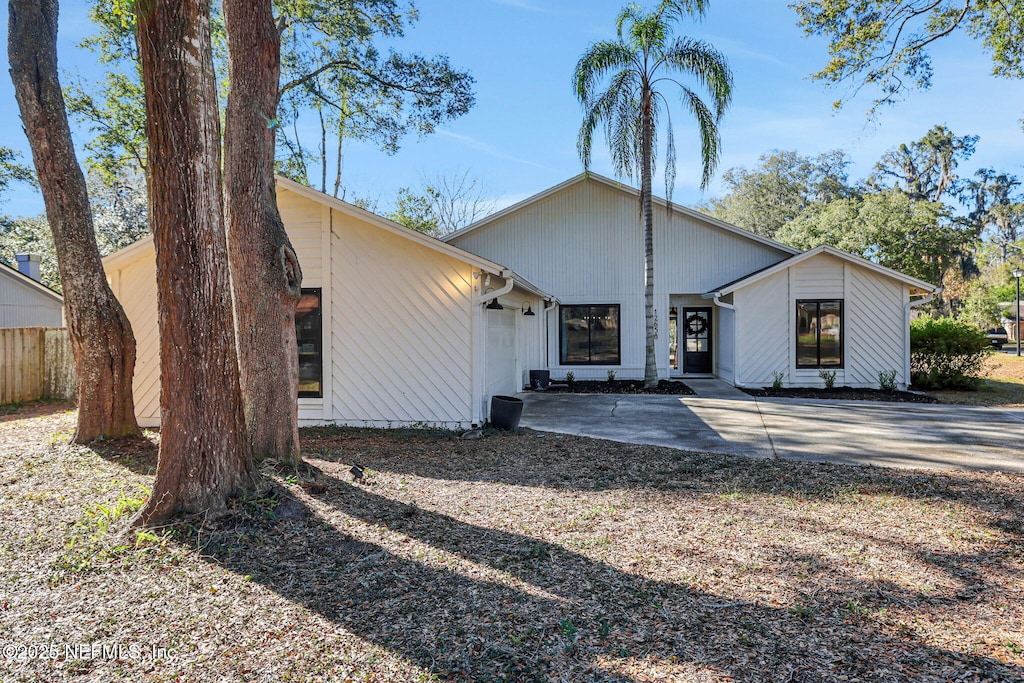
[[490, 395, 524, 430], [529, 369, 551, 391]]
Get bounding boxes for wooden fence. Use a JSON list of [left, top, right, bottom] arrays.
[[0, 327, 76, 404]]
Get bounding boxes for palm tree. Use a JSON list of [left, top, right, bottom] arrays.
[[575, 0, 732, 387]]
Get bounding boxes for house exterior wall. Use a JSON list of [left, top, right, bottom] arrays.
[[327, 205, 477, 427], [449, 178, 792, 380], [0, 269, 63, 328], [106, 185, 539, 430], [733, 253, 910, 389]]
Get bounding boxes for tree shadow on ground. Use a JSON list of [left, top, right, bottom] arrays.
[[299, 427, 1023, 527], [174, 469, 1023, 682], [0, 399, 74, 423]]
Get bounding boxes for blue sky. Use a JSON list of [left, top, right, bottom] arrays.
[[1, 0, 1023, 218]]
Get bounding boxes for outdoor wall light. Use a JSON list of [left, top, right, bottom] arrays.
[[483, 288, 504, 310], [523, 303, 535, 316]]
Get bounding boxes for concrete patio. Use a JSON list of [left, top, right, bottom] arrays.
[[517, 379, 1024, 473]]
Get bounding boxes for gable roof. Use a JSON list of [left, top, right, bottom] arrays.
[[102, 176, 550, 300], [443, 172, 802, 257], [702, 244, 940, 298], [0, 259, 63, 304]]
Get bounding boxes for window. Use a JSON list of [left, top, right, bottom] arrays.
[[296, 288, 322, 398], [560, 304, 620, 365], [796, 300, 843, 368]]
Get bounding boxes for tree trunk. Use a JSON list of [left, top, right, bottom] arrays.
[[223, 0, 304, 467], [8, 0, 141, 442], [641, 89, 658, 388], [133, 0, 254, 526]]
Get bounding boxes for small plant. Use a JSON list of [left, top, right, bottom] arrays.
[[606, 369, 616, 382], [770, 371, 785, 389], [559, 618, 577, 640], [565, 371, 575, 385], [878, 369, 898, 392], [818, 369, 836, 389]]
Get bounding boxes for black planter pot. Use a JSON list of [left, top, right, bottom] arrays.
[[529, 369, 551, 391], [490, 395, 524, 430]]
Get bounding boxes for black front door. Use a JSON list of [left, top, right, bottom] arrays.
[[682, 307, 713, 374]]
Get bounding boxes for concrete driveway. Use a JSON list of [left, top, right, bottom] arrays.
[[517, 380, 1024, 473]]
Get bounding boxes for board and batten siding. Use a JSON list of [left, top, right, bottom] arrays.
[[733, 253, 911, 389], [328, 206, 475, 427], [0, 268, 63, 328], [449, 177, 791, 379]]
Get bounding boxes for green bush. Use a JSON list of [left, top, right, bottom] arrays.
[[909, 317, 990, 390]]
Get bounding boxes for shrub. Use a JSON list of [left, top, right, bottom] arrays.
[[909, 317, 990, 390], [771, 371, 785, 389], [878, 369, 898, 392], [565, 371, 575, 385], [818, 369, 836, 389], [606, 369, 616, 382]]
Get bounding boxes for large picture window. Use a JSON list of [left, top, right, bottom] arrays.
[[796, 300, 843, 368], [296, 288, 322, 398], [560, 304, 621, 365]]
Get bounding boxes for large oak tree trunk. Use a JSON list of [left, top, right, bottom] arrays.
[[8, 0, 141, 442], [133, 0, 254, 526], [223, 0, 303, 467]]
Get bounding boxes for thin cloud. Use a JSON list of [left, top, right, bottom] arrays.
[[436, 129, 550, 170]]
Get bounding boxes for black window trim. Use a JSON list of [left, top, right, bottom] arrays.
[[297, 287, 323, 399], [559, 303, 622, 366], [795, 299, 844, 369]]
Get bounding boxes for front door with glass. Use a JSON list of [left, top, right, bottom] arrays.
[[682, 307, 713, 374]]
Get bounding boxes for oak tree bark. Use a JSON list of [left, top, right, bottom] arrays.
[[133, 0, 254, 526], [8, 0, 141, 442], [223, 0, 303, 467]]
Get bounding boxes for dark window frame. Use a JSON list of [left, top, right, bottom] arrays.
[[297, 287, 323, 398], [795, 299, 844, 369], [559, 304, 622, 366]]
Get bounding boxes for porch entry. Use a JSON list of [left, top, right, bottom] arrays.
[[669, 304, 713, 375]]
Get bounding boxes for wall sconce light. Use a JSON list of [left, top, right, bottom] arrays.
[[483, 287, 504, 310], [523, 303, 535, 316]]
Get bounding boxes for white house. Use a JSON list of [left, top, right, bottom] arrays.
[[103, 176, 548, 429], [0, 255, 63, 328], [446, 173, 939, 390]]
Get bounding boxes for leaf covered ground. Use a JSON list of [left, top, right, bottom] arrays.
[[1, 404, 1022, 682]]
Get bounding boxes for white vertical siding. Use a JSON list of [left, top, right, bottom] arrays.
[[329, 208, 475, 427], [449, 178, 792, 379], [0, 269, 63, 328], [716, 305, 736, 384]]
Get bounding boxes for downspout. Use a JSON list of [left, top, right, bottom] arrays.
[[904, 288, 941, 390], [543, 298, 557, 370], [711, 294, 737, 386]]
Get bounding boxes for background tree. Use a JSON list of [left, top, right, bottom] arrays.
[[69, 0, 475, 199], [702, 149, 851, 237], [387, 169, 496, 236], [223, 0, 304, 467], [8, 0, 140, 442], [575, 0, 732, 387], [793, 0, 1024, 113], [868, 125, 978, 202], [133, 0, 254, 525], [961, 168, 1024, 261], [0, 147, 34, 193]]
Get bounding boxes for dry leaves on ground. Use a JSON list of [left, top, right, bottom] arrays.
[[1, 404, 1022, 682]]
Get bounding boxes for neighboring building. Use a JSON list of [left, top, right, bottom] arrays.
[[103, 176, 547, 429], [0, 254, 63, 328], [445, 173, 939, 390]]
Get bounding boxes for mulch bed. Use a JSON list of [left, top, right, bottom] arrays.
[[742, 386, 941, 403], [1, 403, 1022, 682], [541, 379, 696, 395]]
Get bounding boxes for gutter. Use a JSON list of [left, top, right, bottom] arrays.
[[475, 269, 515, 306]]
